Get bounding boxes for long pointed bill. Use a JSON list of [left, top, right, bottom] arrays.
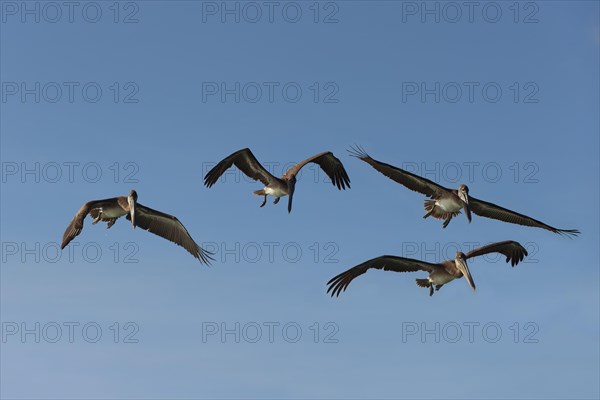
[[287, 182, 295, 213], [287, 192, 294, 213], [463, 203, 472, 223], [459, 192, 472, 223], [456, 257, 476, 291], [128, 197, 136, 228]]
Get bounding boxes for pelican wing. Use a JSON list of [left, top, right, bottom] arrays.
[[129, 204, 213, 264], [204, 148, 278, 188], [327, 256, 436, 297], [283, 152, 351, 190], [348, 145, 446, 197], [61, 198, 122, 249], [468, 197, 580, 237], [465, 240, 528, 267]]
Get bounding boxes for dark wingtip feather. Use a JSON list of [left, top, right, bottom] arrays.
[[202, 251, 215, 266], [326, 272, 348, 297], [556, 229, 580, 238], [326, 283, 335, 296], [203, 165, 223, 188], [333, 172, 351, 191], [203, 172, 214, 188], [195, 244, 216, 266], [327, 282, 339, 297], [347, 144, 369, 159], [61, 225, 81, 250]]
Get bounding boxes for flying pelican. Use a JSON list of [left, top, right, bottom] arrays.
[[349, 146, 579, 236], [327, 241, 528, 297], [61, 190, 213, 264], [204, 148, 351, 213]]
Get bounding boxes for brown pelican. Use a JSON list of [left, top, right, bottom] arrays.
[[327, 241, 528, 297], [204, 148, 350, 213], [349, 146, 579, 236], [61, 190, 213, 264]]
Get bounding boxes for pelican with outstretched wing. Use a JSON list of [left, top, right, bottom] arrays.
[[61, 190, 213, 264], [204, 148, 351, 213], [327, 241, 528, 297], [349, 145, 579, 237]]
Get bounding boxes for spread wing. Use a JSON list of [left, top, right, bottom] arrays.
[[465, 241, 528, 267], [283, 152, 350, 190], [204, 148, 278, 188], [469, 197, 580, 237], [348, 145, 446, 197], [61, 198, 122, 250], [327, 256, 437, 297], [128, 203, 213, 264]]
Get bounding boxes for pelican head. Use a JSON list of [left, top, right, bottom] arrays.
[[457, 184, 472, 223], [455, 251, 476, 291], [128, 189, 138, 228], [457, 184, 469, 203]]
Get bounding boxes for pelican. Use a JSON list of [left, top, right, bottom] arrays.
[[204, 148, 351, 213], [61, 190, 213, 264], [327, 241, 528, 297], [349, 146, 579, 236]]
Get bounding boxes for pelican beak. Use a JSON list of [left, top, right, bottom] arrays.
[[459, 191, 472, 223], [128, 196, 136, 228], [463, 202, 472, 223], [456, 256, 476, 291], [287, 180, 296, 213]]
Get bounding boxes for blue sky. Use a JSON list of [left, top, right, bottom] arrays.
[[1, 1, 599, 399]]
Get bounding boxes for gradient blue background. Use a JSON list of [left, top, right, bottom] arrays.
[[1, 1, 599, 399]]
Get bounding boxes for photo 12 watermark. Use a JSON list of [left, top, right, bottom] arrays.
[[401, 321, 540, 344], [200, 241, 340, 264], [2, 321, 140, 344], [401, 81, 540, 104], [201, 81, 340, 104], [398, 161, 540, 185], [1, 241, 141, 264], [201, 321, 340, 344], [1, 1, 140, 24], [200, 160, 340, 185], [1, 161, 140, 184], [1, 81, 140, 104], [200, 1, 340, 24], [400, 241, 540, 264], [400, 2, 539, 24]]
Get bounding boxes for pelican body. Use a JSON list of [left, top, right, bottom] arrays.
[[327, 241, 528, 297], [423, 184, 471, 228], [349, 146, 579, 236], [416, 252, 474, 296], [254, 176, 295, 209], [82, 192, 135, 229], [204, 148, 350, 213], [61, 190, 213, 264]]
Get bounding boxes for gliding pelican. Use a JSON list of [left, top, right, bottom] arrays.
[[61, 190, 213, 264], [327, 241, 528, 297], [204, 148, 351, 213], [349, 146, 579, 236]]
